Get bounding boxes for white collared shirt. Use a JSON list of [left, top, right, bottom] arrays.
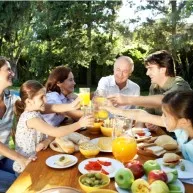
[[42, 92, 73, 126], [97, 75, 140, 109]]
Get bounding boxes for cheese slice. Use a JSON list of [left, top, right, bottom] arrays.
[[55, 156, 72, 166]]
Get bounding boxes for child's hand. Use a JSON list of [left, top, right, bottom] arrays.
[[18, 155, 37, 172], [36, 142, 46, 152], [78, 115, 94, 128], [36, 138, 52, 152]]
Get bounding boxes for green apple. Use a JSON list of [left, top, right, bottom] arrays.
[[143, 160, 161, 175], [115, 168, 134, 189], [131, 178, 150, 193], [166, 170, 178, 183], [168, 184, 181, 191], [150, 180, 169, 193]]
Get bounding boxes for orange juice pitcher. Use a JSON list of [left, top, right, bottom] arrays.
[[112, 116, 137, 163]]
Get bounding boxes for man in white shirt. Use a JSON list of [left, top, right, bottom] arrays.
[[97, 56, 140, 109]]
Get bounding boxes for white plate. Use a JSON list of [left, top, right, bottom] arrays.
[[46, 154, 78, 169], [90, 138, 112, 153], [156, 158, 193, 179], [115, 179, 185, 193], [78, 157, 124, 178]]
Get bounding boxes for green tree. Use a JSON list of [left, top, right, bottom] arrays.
[[124, 0, 193, 85], [0, 1, 34, 78], [26, 1, 122, 85]]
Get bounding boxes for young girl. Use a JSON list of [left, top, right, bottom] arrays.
[[13, 80, 94, 173], [104, 90, 193, 163]]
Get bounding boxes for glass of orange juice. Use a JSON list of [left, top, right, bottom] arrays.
[[79, 88, 90, 106], [112, 116, 137, 163], [92, 90, 109, 120]]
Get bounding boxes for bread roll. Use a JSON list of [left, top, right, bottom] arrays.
[[68, 132, 90, 145], [55, 137, 75, 154], [163, 152, 180, 162], [155, 135, 178, 150], [163, 153, 181, 166]]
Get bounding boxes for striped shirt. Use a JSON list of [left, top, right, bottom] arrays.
[[0, 90, 19, 160]]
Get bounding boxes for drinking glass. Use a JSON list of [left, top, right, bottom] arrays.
[[79, 88, 90, 106], [112, 116, 137, 163], [92, 90, 109, 120]]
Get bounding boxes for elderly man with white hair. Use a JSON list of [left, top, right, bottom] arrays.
[[97, 56, 140, 109]]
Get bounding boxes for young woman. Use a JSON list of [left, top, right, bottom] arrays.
[[104, 90, 193, 163], [43, 66, 83, 126], [13, 80, 94, 173]]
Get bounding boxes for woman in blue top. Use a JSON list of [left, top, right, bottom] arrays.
[[104, 90, 193, 163], [43, 66, 83, 126]]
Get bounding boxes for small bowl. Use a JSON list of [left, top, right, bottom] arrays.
[[100, 125, 113, 137], [79, 142, 100, 158], [88, 121, 103, 134], [79, 173, 110, 193], [89, 189, 118, 193]]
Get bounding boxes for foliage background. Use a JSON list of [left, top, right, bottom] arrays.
[[0, 1, 193, 92]]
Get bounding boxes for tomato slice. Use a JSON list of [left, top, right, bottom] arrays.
[[97, 160, 111, 166], [84, 161, 102, 171], [101, 168, 109, 175], [84, 164, 93, 170]]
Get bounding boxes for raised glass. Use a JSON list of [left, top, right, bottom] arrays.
[[92, 90, 109, 120], [79, 88, 90, 106]]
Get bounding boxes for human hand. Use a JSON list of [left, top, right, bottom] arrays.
[[107, 94, 128, 106], [17, 155, 37, 172], [36, 138, 52, 152], [78, 115, 94, 128]]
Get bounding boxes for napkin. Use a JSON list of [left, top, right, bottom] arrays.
[[180, 178, 193, 184]]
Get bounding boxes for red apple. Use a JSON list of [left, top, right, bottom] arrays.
[[148, 170, 168, 184], [124, 160, 145, 179]]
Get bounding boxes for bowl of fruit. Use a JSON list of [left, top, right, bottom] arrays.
[[79, 173, 110, 193]]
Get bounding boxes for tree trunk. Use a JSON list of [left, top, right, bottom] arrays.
[[171, 0, 177, 61], [86, 1, 92, 87]]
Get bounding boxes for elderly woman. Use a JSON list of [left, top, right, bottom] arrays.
[[43, 66, 83, 126]]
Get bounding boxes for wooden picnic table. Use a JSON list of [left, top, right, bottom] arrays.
[[7, 129, 193, 193]]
